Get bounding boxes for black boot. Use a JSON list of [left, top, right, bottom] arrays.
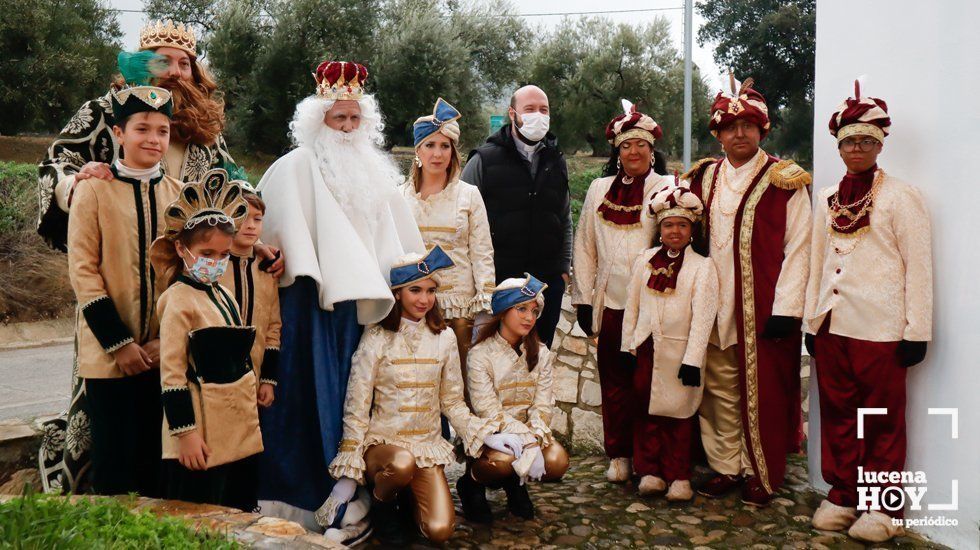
[[501, 475, 535, 520], [371, 497, 410, 546], [457, 471, 493, 524]]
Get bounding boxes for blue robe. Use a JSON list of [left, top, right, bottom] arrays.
[[257, 276, 362, 520]]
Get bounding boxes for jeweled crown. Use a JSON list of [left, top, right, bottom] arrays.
[[314, 61, 368, 100], [139, 20, 197, 56]]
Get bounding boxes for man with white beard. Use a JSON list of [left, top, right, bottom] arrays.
[[254, 61, 425, 543]]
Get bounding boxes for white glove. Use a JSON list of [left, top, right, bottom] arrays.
[[527, 447, 546, 481], [483, 433, 523, 458], [314, 477, 357, 528]]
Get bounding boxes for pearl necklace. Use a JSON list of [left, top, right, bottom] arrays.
[[667, 248, 680, 258]]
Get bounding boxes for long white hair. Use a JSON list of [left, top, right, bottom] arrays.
[[287, 94, 402, 228], [289, 94, 387, 150]]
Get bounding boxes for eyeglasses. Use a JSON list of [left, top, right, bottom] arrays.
[[839, 138, 879, 152]]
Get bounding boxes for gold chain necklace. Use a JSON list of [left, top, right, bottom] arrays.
[[710, 153, 768, 249], [829, 169, 884, 233]]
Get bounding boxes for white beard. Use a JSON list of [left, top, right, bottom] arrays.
[[310, 126, 403, 230]]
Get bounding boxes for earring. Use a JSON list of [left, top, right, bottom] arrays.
[[616, 158, 622, 171], [414, 155, 422, 167]]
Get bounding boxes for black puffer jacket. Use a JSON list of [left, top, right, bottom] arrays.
[[467, 125, 570, 280]]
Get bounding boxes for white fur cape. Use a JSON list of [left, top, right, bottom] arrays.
[[257, 146, 425, 324]]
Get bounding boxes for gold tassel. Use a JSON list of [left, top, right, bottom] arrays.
[[681, 157, 717, 182], [768, 159, 812, 190]]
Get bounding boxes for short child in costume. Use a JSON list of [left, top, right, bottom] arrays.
[[218, 184, 281, 404], [325, 246, 521, 545], [621, 184, 718, 501], [399, 98, 495, 367], [65, 55, 181, 497], [683, 73, 812, 506], [571, 100, 672, 483], [150, 169, 263, 511], [458, 275, 570, 523], [805, 79, 932, 543]]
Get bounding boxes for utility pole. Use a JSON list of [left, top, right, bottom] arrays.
[[683, 0, 693, 170]]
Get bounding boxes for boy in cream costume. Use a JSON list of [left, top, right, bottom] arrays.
[[806, 79, 932, 543]]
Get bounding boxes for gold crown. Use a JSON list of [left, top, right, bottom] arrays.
[[139, 20, 197, 57], [162, 169, 249, 240]]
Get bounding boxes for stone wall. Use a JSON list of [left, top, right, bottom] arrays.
[[548, 294, 604, 454], [548, 292, 812, 456]]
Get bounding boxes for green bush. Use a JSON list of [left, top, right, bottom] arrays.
[[0, 490, 240, 549], [568, 165, 602, 224], [0, 161, 38, 235]]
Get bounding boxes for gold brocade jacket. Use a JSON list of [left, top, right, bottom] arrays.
[[67, 172, 181, 378], [157, 277, 262, 462], [218, 250, 282, 384], [572, 172, 672, 331], [466, 333, 556, 447], [804, 174, 932, 342], [329, 321, 499, 483], [399, 180, 496, 319]]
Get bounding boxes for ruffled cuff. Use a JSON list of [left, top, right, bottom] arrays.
[[162, 386, 196, 435], [438, 293, 473, 320], [530, 416, 556, 447], [461, 416, 501, 458], [328, 446, 367, 484], [81, 296, 134, 354], [469, 291, 493, 316]]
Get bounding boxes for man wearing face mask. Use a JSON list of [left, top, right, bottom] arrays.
[[462, 85, 572, 347]]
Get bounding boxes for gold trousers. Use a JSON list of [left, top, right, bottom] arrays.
[[470, 440, 570, 485], [364, 444, 455, 544], [698, 343, 754, 476], [448, 317, 474, 374]]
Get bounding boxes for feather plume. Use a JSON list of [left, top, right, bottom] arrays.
[[117, 51, 168, 86], [854, 74, 868, 99], [727, 67, 741, 96], [621, 98, 634, 116]]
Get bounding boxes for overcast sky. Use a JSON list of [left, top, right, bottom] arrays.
[[112, 0, 724, 91]]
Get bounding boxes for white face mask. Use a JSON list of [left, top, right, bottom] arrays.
[[515, 112, 550, 142]]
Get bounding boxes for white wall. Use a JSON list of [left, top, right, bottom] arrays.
[[811, 2, 980, 547]]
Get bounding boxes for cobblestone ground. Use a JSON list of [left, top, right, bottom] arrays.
[[363, 455, 946, 550]]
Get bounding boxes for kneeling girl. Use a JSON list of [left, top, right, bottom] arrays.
[[458, 274, 570, 523], [327, 246, 523, 545]]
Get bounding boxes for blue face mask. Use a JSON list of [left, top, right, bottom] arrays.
[[183, 252, 229, 284]]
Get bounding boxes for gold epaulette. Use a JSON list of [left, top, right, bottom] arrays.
[[681, 157, 718, 183], [768, 159, 812, 190]]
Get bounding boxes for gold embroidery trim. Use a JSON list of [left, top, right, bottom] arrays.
[[395, 382, 437, 389], [599, 198, 644, 212], [338, 438, 359, 452], [738, 169, 772, 494], [391, 358, 440, 365], [597, 214, 642, 229], [437, 285, 454, 291], [398, 406, 431, 413], [397, 428, 429, 436], [426, 242, 455, 250], [499, 381, 536, 390], [419, 226, 457, 233], [502, 399, 533, 407]]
